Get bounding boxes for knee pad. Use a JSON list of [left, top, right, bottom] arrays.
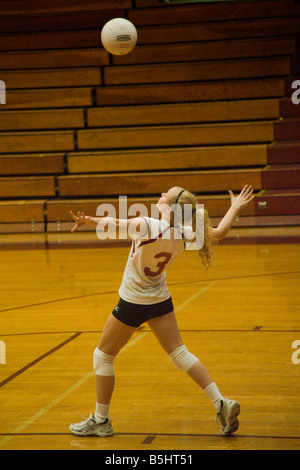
[[93, 348, 115, 376], [169, 345, 199, 372]]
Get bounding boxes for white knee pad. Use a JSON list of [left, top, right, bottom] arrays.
[[169, 345, 199, 372], [93, 348, 115, 376]]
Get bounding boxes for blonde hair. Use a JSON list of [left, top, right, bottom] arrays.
[[168, 188, 217, 270]]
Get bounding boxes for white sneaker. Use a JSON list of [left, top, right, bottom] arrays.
[[69, 413, 114, 437], [216, 398, 240, 436]]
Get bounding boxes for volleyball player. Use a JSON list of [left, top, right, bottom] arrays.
[[69, 185, 254, 437]]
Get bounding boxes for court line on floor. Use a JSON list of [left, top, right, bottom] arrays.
[[0, 281, 215, 449], [0, 332, 82, 389], [3, 328, 300, 338], [0, 431, 299, 441], [0, 290, 118, 314], [175, 281, 215, 313], [0, 270, 299, 315]]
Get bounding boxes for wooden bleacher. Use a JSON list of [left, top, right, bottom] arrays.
[[0, 0, 299, 245]]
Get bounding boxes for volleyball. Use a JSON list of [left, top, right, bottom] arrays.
[[101, 18, 138, 56]]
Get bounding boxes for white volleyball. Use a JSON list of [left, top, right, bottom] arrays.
[[101, 18, 137, 56]]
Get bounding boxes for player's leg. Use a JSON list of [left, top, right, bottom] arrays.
[[147, 310, 214, 388], [69, 313, 136, 437], [147, 311, 240, 435], [95, 313, 136, 408]]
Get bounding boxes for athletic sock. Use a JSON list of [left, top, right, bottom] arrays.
[[94, 402, 110, 423], [203, 382, 223, 412]]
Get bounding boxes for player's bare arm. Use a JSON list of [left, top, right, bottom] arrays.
[[70, 211, 148, 239], [212, 185, 255, 241]]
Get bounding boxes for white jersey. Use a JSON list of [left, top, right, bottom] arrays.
[[118, 217, 186, 304]]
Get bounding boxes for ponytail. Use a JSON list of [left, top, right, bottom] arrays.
[[195, 208, 216, 271], [169, 189, 217, 270]]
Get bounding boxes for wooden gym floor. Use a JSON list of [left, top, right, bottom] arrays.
[[0, 239, 299, 450]]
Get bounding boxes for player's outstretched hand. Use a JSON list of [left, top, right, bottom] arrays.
[[228, 185, 255, 212], [70, 211, 89, 232]]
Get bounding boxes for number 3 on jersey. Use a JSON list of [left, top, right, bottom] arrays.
[[144, 252, 172, 277]]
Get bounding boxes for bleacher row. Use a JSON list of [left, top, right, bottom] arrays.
[[0, 0, 300, 244]]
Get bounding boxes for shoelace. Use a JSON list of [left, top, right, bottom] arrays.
[[75, 412, 95, 425], [76, 412, 108, 426], [215, 400, 224, 424]]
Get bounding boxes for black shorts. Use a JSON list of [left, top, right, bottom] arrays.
[[112, 297, 174, 328]]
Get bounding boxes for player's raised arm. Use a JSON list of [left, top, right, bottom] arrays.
[[70, 211, 148, 239], [212, 185, 255, 241]]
